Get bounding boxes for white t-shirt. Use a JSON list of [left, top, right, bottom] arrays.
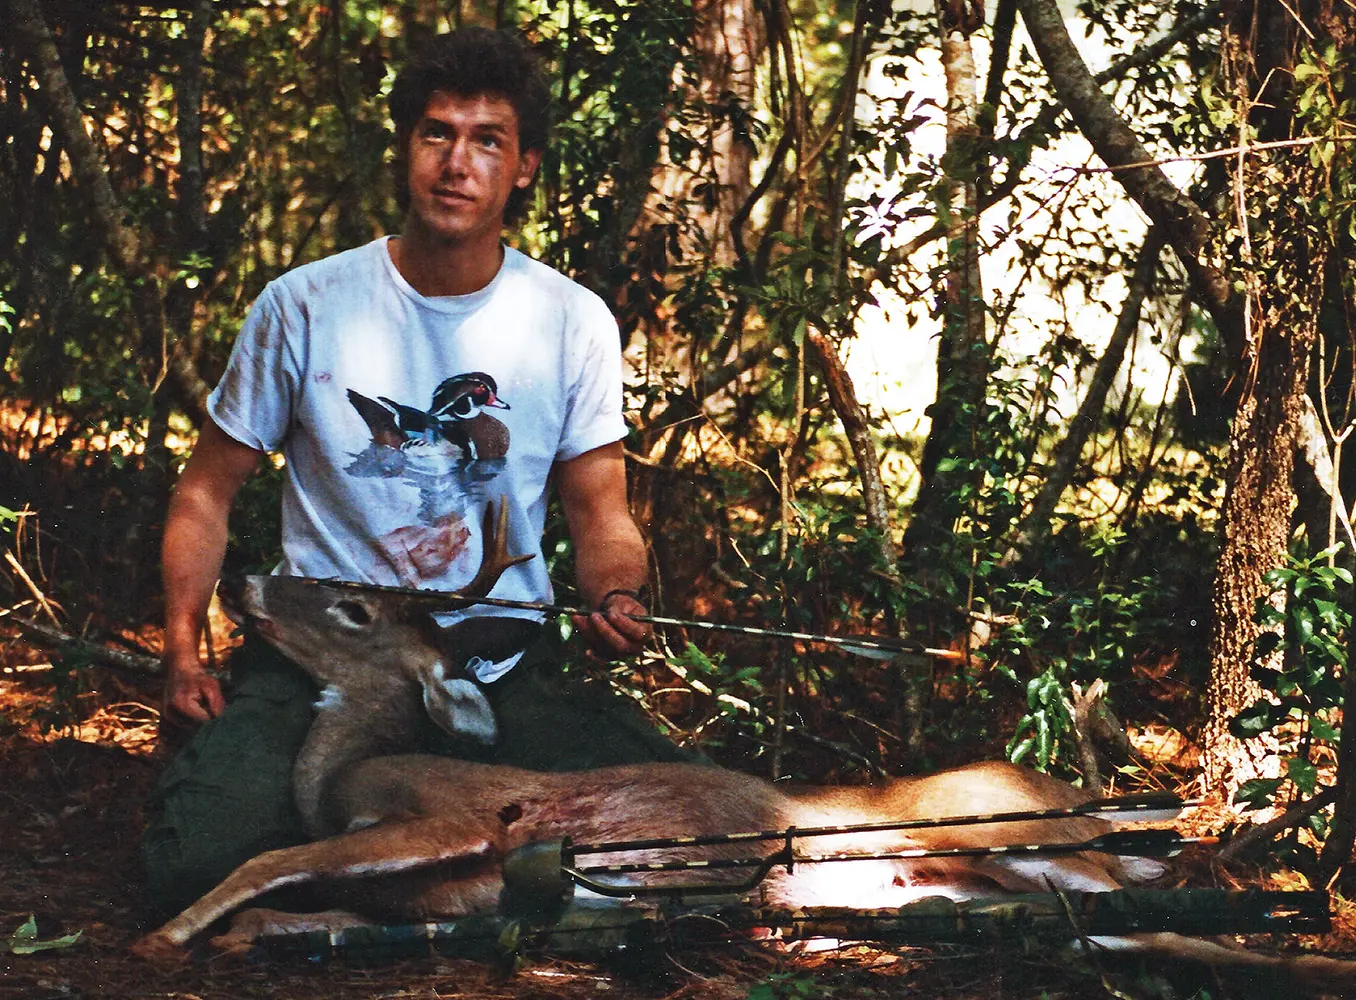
[[207, 237, 626, 679]]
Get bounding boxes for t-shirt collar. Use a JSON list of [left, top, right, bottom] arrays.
[[379, 235, 512, 314]]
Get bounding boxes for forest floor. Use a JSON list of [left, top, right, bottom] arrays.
[[3, 637, 1356, 1000]]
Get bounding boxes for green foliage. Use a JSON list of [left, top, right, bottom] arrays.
[[1, 916, 82, 956], [666, 641, 768, 749], [1230, 547, 1350, 860], [746, 971, 828, 1000], [1291, 44, 1356, 242], [673, 492, 901, 766], [992, 532, 1167, 774]]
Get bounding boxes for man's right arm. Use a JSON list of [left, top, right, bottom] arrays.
[[162, 417, 264, 722]]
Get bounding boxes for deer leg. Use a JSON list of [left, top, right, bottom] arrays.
[[1084, 933, 1356, 994], [132, 819, 494, 956], [207, 907, 371, 953], [966, 853, 1123, 893]]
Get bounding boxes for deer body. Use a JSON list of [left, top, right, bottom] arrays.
[[132, 505, 1356, 993]]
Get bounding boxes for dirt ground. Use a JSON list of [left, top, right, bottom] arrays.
[[3, 656, 1356, 1000]]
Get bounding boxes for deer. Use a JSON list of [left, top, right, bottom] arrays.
[[132, 502, 1356, 994]]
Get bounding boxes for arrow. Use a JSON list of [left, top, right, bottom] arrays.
[[278, 575, 963, 660], [567, 789, 1194, 857], [573, 830, 1216, 877], [564, 830, 1218, 897]]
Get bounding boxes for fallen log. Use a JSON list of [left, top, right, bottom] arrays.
[[6, 614, 162, 676]]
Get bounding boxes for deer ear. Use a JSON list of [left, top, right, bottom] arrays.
[[420, 658, 498, 745]]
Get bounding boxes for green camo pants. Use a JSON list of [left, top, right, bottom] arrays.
[[140, 624, 700, 916]]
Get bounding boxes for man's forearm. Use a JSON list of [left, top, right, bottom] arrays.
[[162, 485, 232, 666], [161, 418, 262, 670], [555, 442, 652, 655], [159, 419, 260, 721], [573, 518, 648, 607]]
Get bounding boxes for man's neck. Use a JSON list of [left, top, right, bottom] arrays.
[[388, 224, 504, 297]]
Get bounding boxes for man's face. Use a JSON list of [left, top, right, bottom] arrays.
[[403, 90, 541, 247]]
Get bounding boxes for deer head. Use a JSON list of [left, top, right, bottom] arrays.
[[217, 498, 534, 747]]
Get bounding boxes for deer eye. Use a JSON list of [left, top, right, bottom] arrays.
[[332, 600, 373, 626]]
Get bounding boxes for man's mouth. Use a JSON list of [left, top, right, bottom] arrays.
[[432, 189, 472, 204]]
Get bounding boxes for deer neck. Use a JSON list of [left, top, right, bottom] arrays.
[[292, 669, 427, 837]]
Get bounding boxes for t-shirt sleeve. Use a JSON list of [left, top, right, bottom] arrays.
[[556, 292, 628, 461], [206, 285, 300, 453]]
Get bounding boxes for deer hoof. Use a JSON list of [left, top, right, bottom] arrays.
[[129, 932, 188, 962], [207, 928, 264, 956]]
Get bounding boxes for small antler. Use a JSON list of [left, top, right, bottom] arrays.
[[451, 497, 534, 605]]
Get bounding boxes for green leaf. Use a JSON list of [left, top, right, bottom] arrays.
[[1311, 717, 1340, 742], [3, 916, 82, 955], [1233, 777, 1283, 810], [1230, 701, 1279, 738], [1288, 756, 1319, 796]]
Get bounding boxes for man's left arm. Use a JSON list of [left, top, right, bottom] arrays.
[[555, 441, 651, 656]]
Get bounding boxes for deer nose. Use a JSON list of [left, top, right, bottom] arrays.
[[217, 574, 246, 616]]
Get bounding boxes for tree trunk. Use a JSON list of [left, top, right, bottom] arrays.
[[689, 0, 763, 265], [6, 0, 214, 421], [901, 2, 989, 567], [1201, 303, 1317, 792], [1199, 1, 1347, 795]]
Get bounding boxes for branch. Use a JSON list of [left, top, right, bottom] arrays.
[[6, 0, 145, 274], [1215, 787, 1337, 863], [873, 1, 1227, 287], [647, 341, 775, 433], [1015, 0, 1243, 350], [980, 0, 1017, 136], [1096, 0, 1227, 85], [805, 327, 894, 557], [825, 0, 875, 279], [1294, 394, 1356, 552], [1009, 225, 1167, 564], [8, 615, 164, 676]]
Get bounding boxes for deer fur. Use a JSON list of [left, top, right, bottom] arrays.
[[132, 504, 1356, 994]]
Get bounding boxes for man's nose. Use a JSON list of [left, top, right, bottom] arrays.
[[442, 136, 472, 173]]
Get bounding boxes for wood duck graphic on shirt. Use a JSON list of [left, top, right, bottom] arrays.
[[344, 372, 512, 584]]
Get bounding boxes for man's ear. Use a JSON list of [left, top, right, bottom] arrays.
[[515, 148, 543, 189]]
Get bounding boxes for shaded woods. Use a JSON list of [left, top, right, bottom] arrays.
[[4, 0, 1356, 909]]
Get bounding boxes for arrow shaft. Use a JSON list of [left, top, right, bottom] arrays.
[[568, 793, 1187, 857], [573, 833, 1211, 877], [286, 576, 959, 659]]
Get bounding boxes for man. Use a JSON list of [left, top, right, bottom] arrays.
[[143, 27, 692, 916]]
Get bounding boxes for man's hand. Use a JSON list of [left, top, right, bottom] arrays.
[[163, 653, 226, 723], [573, 589, 651, 658]]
